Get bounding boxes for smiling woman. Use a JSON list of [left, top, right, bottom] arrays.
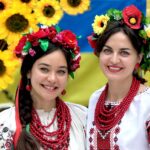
[[0, 25, 87, 150], [87, 4, 150, 150]]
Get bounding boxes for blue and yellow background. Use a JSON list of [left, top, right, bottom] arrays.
[[0, 0, 150, 106]]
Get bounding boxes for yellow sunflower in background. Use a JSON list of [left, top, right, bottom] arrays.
[[60, 0, 90, 15], [34, 0, 63, 26], [0, 50, 20, 91], [0, 0, 12, 14], [0, 2, 38, 44], [13, 0, 37, 9], [0, 39, 9, 51]]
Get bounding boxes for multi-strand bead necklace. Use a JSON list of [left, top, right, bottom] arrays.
[[94, 77, 140, 149], [30, 97, 71, 150]]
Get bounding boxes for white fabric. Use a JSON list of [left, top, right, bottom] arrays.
[[87, 86, 150, 150], [0, 102, 87, 150]]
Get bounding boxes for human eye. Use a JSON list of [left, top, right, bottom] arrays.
[[120, 51, 130, 57], [39, 67, 49, 73], [102, 48, 112, 55], [57, 70, 67, 75]]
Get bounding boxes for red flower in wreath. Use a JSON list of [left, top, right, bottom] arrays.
[[15, 36, 27, 55], [122, 5, 142, 29], [71, 55, 81, 71], [53, 30, 78, 49], [87, 35, 97, 49], [27, 27, 57, 46], [47, 26, 57, 39]]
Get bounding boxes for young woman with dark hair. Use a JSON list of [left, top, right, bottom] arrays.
[[87, 5, 150, 150], [0, 25, 87, 150]]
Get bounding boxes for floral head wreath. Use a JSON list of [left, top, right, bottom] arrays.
[[88, 5, 150, 73], [14, 24, 81, 79]]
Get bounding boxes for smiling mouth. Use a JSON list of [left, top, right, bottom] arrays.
[[42, 85, 58, 91], [108, 66, 123, 72]]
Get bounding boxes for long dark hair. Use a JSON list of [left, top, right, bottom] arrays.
[[95, 21, 146, 83], [16, 40, 71, 150]]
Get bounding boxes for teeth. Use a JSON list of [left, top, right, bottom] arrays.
[[109, 66, 121, 70], [44, 85, 55, 90]]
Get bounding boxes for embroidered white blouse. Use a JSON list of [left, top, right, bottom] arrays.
[[0, 102, 87, 150], [87, 87, 150, 150]]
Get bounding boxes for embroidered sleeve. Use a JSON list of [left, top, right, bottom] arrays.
[[146, 120, 150, 146], [0, 123, 14, 150]]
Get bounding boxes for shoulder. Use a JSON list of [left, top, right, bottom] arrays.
[[0, 107, 15, 123], [133, 87, 150, 116], [66, 102, 87, 116], [135, 87, 150, 102], [89, 86, 105, 107], [0, 107, 16, 131], [66, 102, 87, 125]]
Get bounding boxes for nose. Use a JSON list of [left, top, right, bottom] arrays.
[[110, 53, 120, 64], [47, 72, 57, 83]]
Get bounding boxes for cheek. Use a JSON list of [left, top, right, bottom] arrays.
[[30, 72, 45, 85], [99, 56, 107, 67], [61, 76, 68, 87]]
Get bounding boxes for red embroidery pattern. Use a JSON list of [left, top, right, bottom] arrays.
[[89, 119, 121, 149]]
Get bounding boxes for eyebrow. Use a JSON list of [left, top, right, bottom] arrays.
[[38, 63, 68, 69], [104, 45, 131, 51]]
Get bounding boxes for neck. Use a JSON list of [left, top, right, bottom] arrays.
[[31, 92, 57, 112], [107, 77, 133, 102], [33, 100, 56, 112]]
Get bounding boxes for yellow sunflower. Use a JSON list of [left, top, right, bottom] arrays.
[[12, 0, 37, 9], [0, 0, 12, 14], [0, 50, 20, 91], [60, 0, 90, 15], [34, 0, 63, 26], [92, 15, 109, 35], [0, 2, 38, 44]]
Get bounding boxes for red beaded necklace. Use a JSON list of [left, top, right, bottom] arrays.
[[94, 77, 140, 131], [30, 97, 71, 150]]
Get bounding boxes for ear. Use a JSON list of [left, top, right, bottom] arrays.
[[137, 53, 143, 64]]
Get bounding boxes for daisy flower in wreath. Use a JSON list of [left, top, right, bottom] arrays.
[[0, 0, 12, 14], [34, 0, 63, 26], [60, 0, 90, 15], [0, 3, 38, 44], [92, 15, 110, 35], [0, 50, 19, 91]]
